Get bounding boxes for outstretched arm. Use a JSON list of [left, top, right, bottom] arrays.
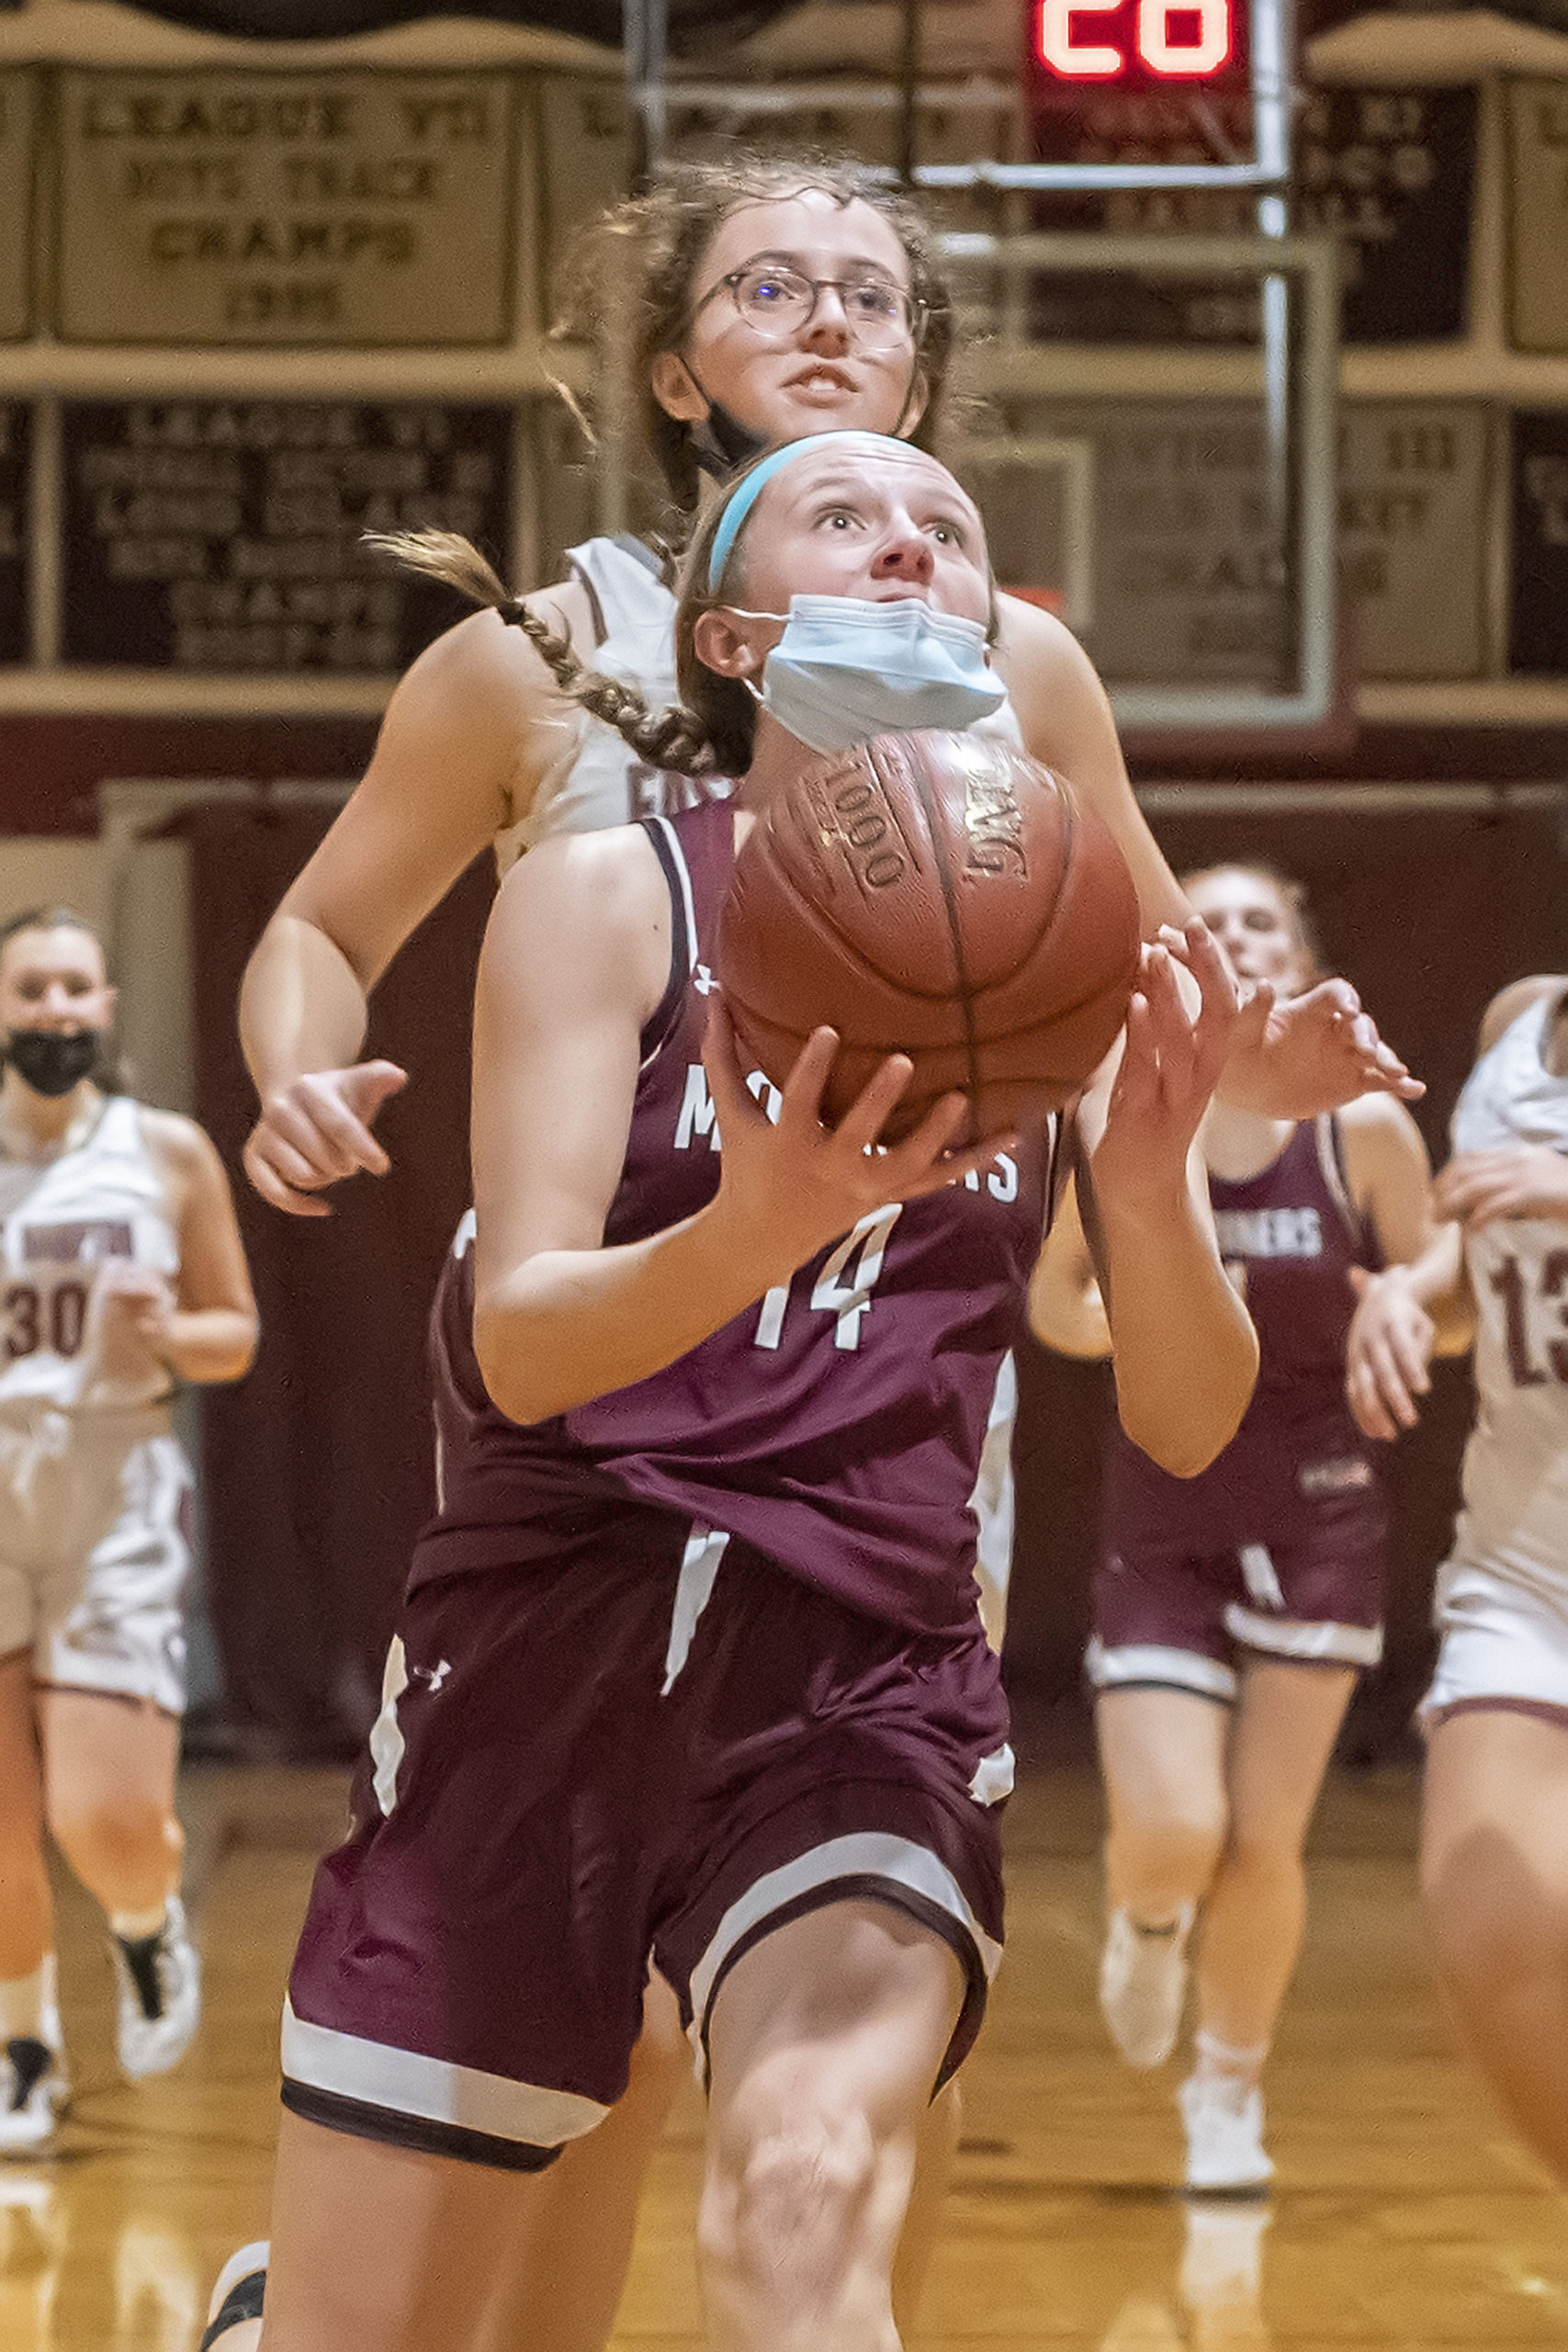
[[1076, 923, 1258, 1476], [1342, 978, 1568, 1437], [1219, 979, 1421, 1119], [239, 588, 592, 1215], [1339, 1089, 1438, 1270], [996, 596, 1418, 1116], [996, 594, 1186, 938]]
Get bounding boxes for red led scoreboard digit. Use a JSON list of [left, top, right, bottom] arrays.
[[1029, 0, 1242, 86], [1035, 0, 1233, 77]]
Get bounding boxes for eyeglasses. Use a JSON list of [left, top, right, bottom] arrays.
[[692, 263, 925, 353]]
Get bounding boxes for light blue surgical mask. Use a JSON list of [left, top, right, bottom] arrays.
[[736, 594, 1006, 756]]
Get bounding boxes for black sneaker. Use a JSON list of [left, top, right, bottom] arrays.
[[0, 2036, 65, 2156]]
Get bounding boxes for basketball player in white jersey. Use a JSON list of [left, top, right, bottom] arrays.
[[0, 909, 257, 2154], [1346, 973, 1568, 2180]]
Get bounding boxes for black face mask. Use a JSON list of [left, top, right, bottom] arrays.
[[689, 397, 769, 482], [683, 363, 922, 483], [678, 354, 770, 482], [5, 1028, 100, 1098]]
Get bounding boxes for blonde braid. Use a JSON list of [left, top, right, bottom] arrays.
[[365, 527, 717, 778]]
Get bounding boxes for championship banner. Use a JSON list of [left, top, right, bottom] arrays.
[[55, 70, 516, 345], [1017, 82, 1475, 349], [1300, 86, 1476, 345], [61, 399, 513, 673], [1007, 399, 1293, 689], [1338, 403, 1488, 679]]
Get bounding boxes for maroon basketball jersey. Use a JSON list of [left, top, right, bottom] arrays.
[[419, 797, 1055, 1637], [1103, 1115, 1382, 1550]]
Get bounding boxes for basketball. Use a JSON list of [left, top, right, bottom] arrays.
[[718, 729, 1143, 1141]]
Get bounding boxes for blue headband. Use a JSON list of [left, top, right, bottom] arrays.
[[705, 432, 920, 593]]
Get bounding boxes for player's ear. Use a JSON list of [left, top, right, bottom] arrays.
[[693, 608, 766, 678], [897, 368, 929, 440], [650, 350, 707, 424]]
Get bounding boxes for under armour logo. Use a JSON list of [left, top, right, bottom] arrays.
[[411, 1659, 451, 1692], [694, 964, 717, 995]]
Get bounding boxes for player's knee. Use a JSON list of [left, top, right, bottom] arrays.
[[49, 1792, 172, 1882], [702, 2096, 880, 2304], [1117, 1799, 1225, 1892], [1221, 1818, 1306, 1885], [1423, 1818, 1568, 2009], [1424, 1871, 1526, 2006]]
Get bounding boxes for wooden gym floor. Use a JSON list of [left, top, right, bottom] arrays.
[[5, 1763, 1566, 2350]]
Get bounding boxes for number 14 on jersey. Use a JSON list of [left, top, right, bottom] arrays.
[[755, 1207, 904, 1354]]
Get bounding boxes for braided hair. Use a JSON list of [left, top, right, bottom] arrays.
[[366, 528, 722, 776], [373, 431, 1000, 787]]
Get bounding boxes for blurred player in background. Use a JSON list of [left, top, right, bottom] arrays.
[[1348, 972, 1568, 2184], [0, 908, 256, 2155], [1032, 865, 1433, 2190]]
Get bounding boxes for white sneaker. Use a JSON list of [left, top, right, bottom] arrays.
[[1099, 1905, 1193, 2067], [1178, 2069, 1274, 2193], [202, 2243, 267, 2348], [112, 1896, 201, 2081], [0, 2039, 68, 2157]]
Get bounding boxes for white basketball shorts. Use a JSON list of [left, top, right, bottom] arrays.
[[0, 1407, 192, 1715], [1422, 1554, 1568, 1726]]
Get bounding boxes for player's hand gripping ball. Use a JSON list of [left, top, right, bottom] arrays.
[[719, 729, 1143, 1141]]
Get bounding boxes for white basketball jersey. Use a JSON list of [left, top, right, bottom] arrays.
[[494, 537, 694, 875], [0, 1094, 179, 1414], [1450, 989, 1568, 1596]]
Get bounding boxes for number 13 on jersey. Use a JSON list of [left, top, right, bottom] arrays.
[[1492, 1250, 1568, 1386]]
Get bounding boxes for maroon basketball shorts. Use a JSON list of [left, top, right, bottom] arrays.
[[1087, 1493, 1386, 1704], [281, 1523, 1011, 2171]]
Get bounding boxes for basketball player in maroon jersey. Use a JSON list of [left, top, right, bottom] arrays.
[[206, 436, 1258, 2352], [224, 160, 1415, 2352], [1032, 864, 1434, 2191]]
